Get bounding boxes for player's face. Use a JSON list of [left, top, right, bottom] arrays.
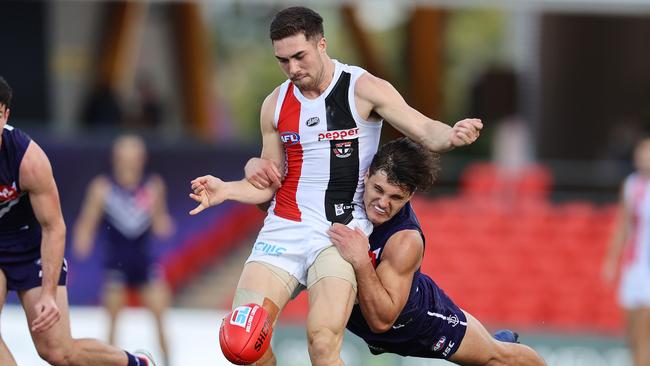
[[112, 136, 146, 185], [273, 33, 326, 91], [634, 139, 650, 175], [363, 170, 414, 226], [0, 104, 10, 130]]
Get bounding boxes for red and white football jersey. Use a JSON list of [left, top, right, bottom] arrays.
[[622, 173, 650, 271], [269, 60, 382, 225]]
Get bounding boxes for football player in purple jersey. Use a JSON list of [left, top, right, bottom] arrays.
[[0, 76, 156, 366], [328, 138, 547, 365]]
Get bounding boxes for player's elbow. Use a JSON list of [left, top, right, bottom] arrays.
[[368, 319, 393, 334]]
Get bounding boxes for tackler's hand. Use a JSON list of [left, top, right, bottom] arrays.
[[245, 157, 283, 190], [328, 223, 371, 268]]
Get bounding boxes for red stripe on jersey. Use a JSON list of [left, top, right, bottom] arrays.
[[274, 84, 303, 222]]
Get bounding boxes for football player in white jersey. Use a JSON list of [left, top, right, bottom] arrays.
[[190, 6, 481, 366], [603, 137, 650, 366]]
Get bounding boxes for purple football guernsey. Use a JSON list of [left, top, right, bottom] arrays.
[[0, 125, 41, 263], [101, 177, 157, 286], [346, 202, 468, 359], [0, 125, 68, 291]]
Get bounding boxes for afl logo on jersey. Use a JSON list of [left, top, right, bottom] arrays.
[[305, 117, 320, 127], [280, 132, 300, 146]]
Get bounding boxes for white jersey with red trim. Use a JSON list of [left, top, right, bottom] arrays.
[[619, 173, 650, 308], [269, 60, 382, 225], [622, 173, 650, 272]]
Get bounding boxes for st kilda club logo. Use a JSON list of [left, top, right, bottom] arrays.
[[333, 141, 353, 158]]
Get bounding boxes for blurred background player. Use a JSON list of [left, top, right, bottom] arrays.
[[192, 5, 481, 365], [0, 76, 156, 366], [603, 136, 650, 366], [73, 134, 174, 366], [328, 137, 547, 365]]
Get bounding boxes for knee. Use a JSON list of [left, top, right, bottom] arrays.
[[307, 326, 341, 360], [37, 346, 73, 366]]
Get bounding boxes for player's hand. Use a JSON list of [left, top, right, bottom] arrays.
[[245, 158, 282, 190], [328, 223, 370, 268], [189, 175, 227, 215], [450, 118, 482, 147], [31, 293, 61, 333]]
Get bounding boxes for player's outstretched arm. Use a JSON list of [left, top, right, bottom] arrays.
[[355, 73, 482, 152], [189, 176, 276, 215], [19, 141, 65, 333], [328, 224, 423, 333]]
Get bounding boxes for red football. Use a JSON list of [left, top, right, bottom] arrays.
[[219, 303, 273, 365]]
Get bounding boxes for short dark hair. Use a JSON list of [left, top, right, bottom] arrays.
[[0, 76, 12, 109], [269, 6, 324, 42], [369, 138, 441, 194]]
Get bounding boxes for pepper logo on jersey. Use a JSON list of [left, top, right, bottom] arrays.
[[305, 117, 320, 127], [0, 182, 19, 202], [318, 127, 359, 141], [333, 141, 353, 158], [280, 132, 300, 146]]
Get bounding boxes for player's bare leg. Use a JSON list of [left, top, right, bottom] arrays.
[[19, 285, 131, 366], [626, 308, 650, 366], [306, 277, 355, 366], [102, 282, 126, 346], [234, 262, 295, 366], [141, 280, 171, 365], [0, 271, 18, 366], [449, 311, 547, 366]]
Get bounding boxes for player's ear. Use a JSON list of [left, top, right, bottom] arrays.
[[318, 37, 327, 54], [363, 171, 369, 185]]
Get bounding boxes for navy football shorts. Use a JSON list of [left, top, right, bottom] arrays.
[[364, 284, 468, 359], [105, 261, 163, 288], [1, 255, 68, 292]]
